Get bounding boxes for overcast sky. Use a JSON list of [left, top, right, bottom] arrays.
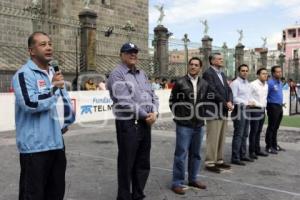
[[149, 0, 300, 49]]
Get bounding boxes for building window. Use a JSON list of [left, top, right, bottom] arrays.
[[288, 29, 296, 38], [293, 49, 299, 59]]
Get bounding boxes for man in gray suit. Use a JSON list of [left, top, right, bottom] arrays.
[[202, 52, 233, 173]]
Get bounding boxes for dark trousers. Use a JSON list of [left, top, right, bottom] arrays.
[[19, 149, 66, 200], [231, 106, 250, 161], [115, 119, 151, 200], [265, 103, 283, 149], [249, 110, 265, 154]]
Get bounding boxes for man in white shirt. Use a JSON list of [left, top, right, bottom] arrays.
[[249, 68, 269, 159], [230, 64, 255, 165]]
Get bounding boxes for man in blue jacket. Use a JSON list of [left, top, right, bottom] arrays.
[[12, 31, 75, 200]]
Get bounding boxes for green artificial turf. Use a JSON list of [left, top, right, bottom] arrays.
[[265, 115, 300, 128]]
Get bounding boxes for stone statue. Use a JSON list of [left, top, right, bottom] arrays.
[[200, 19, 209, 35], [237, 29, 243, 43], [154, 4, 165, 25], [280, 38, 284, 53], [83, 0, 90, 9], [261, 37, 267, 48]]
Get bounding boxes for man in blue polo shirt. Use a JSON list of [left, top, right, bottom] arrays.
[[265, 65, 284, 154]]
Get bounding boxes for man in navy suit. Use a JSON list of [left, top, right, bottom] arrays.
[[202, 52, 234, 173]]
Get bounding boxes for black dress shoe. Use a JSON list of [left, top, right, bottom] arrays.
[[241, 157, 254, 162], [216, 162, 231, 170], [249, 153, 258, 159], [276, 145, 286, 151], [256, 151, 268, 157], [266, 147, 278, 154], [231, 160, 246, 166], [205, 166, 222, 173]]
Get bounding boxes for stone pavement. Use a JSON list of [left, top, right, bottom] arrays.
[[0, 117, 300, 200]]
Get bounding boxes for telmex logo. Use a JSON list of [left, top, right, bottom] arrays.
[[81, 105, 93, 115]]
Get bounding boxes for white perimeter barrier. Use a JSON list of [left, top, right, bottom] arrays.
[[0, 90, 171, 132], [0, 89, 290, 132]]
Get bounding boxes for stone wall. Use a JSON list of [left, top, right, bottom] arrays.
[[0, 0, 149, 92]]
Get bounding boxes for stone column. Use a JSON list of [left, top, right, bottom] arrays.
[[182, 33, 190, 74], [24, 1, 45, 32], [151, 35, 158, 75], [234, 43, 245, 77], [260, 48, 268, 68], [278, 53, 285, 77], [222, 42, 228, 76], [154, 25, 170, 77], [79, 9, 98, 72], [201, 36, 213, 72]]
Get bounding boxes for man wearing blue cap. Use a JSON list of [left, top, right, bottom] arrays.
[[107, 42, 159, 200]]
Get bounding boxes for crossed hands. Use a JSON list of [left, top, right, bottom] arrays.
[[226, 101, 234, 111]]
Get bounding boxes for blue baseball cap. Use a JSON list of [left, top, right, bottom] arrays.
[[120, 42, 139, 53]]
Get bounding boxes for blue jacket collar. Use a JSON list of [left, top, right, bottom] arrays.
[[26, 59, 51, 74]]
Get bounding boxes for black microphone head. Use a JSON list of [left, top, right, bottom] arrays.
[[49, 60, 59, 72]]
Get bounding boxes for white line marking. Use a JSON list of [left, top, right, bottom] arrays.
[[68, 151, 300, 197], [151, 166, 300, 197]]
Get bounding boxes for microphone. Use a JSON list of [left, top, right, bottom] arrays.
[[49, 60, 64, 89], [50, 60, 59, 72]]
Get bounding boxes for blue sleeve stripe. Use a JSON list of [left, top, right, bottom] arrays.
[[38, 93, 51, 100], [59, 90, 75, 125], [18, 72, 38, 108]]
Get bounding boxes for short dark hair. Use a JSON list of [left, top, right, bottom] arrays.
[[28, 31, 49, 48], [256, 67, 267, 75], [209, 52, 222, 65], [271, 65, 281, 75], [238, 64, 248, 72], [188, 57, 202, 67]]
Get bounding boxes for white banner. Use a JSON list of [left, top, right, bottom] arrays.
[[0, 89, 291, 132], [0, 90, 172, 132]]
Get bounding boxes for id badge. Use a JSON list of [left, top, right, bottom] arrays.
[[37, 79, 47, 91]]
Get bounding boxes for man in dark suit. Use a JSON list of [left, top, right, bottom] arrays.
[[202, 52, 234, 173]]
